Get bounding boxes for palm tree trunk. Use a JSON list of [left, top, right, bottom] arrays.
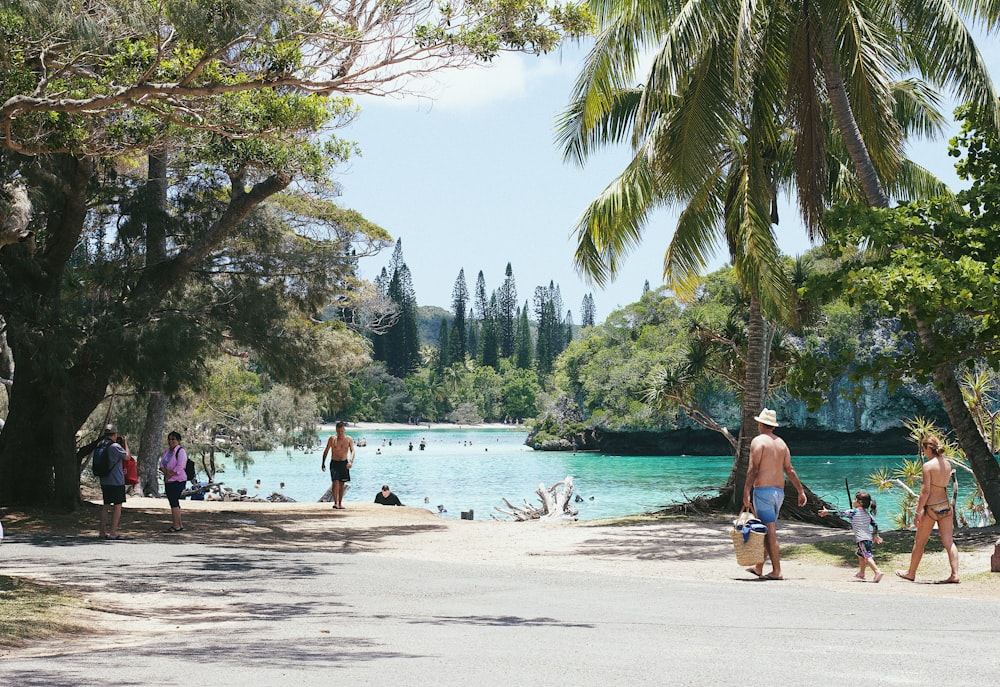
[[727, 292, 767, 509], [819, 28, 890, 209]]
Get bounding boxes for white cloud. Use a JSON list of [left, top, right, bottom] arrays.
[[362, 48, 587, 113]]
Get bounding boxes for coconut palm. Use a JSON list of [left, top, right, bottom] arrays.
[[557, 0, 955, 509]]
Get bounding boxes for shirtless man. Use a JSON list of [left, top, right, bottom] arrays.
[[321, 421, 355, 509], [742, 408, 806, 580]]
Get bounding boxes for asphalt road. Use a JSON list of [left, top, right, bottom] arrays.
[[2, 533, 998, 686]]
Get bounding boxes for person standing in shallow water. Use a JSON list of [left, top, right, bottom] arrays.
[[896, 435, 960, 583], [321, 421, 355, 509], [742, 408, 807, 580]]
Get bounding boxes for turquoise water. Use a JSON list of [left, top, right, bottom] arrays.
[[220, 427, 954, 527]]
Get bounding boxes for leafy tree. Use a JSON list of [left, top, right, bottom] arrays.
[[499, 365, 541, 420], [555, 0, 953, 511], [818, 107, 1000, 517], [0, 0, 592, 508]]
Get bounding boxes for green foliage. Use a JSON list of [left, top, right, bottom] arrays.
[[820, 107, 1000, 378], [869, 414, 993, 528]]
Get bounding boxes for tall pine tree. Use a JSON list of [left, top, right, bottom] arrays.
[[480, 293, 500, 370], [515, 303, 533, 370], [374, 240, 421, 378], [449, 269, 469, 363], [581, 293, 596, 326], [498, 262, 517, 358]]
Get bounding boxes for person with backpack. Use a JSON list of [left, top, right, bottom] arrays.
[[159, 431, 189, 533], [96, 423, 130, 540]]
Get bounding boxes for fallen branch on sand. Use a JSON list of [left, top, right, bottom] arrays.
[[495, 476, 579, 522]]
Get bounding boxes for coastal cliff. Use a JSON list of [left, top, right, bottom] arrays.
[[528, 426, 916, 456]]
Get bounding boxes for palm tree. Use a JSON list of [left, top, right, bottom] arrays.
[[557, 0, 951, 510]]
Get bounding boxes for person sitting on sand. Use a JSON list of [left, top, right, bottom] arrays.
[[374, 485, 403, 506], [896, 435, 960, 583]]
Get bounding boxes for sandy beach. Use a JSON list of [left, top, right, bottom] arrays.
[[13, 496, 998, 596], [3, 498, 999, 685]]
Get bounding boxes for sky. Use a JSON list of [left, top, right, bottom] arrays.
[[335, 34, 1000, 324]]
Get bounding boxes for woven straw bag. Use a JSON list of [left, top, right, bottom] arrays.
[[729, 508, 767, 566]]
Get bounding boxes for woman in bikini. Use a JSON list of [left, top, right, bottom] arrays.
[[896, 435, 960, 583]]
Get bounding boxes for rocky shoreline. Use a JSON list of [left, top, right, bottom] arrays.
[[528, 426, 916, 456]]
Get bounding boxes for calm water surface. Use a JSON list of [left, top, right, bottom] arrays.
[[222, 427, 953, 526]]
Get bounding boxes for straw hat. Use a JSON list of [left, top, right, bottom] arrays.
[[753, 408, 779, 427]]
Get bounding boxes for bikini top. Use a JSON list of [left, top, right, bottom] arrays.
[[928, 460, 953, 489]]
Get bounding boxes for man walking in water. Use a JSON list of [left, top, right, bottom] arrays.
[[321, 421, 355, 509], [742, 408, 806, 580]]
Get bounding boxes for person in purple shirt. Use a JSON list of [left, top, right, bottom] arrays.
[[159, 431, 188, 532]]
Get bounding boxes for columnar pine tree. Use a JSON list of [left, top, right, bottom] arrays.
[[449, 269, 469, 363], [498, 262, 518, 358], [466, 307, 479, 359], [474, 271, 489, 321], [581, 293, 596, 326], [371, 266, 391, 363], [515, 304, 533, 370], [480, 294, 501, 370], [536, 298, 558, 375], [384, 264, 421, 377]]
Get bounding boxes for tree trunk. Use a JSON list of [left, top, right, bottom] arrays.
[[727, 292, 768, 510], [910, 309, 1000, 518], [932, 362, 1000, 517], [819, 26, 891, 209], [139, 391, 167, 496], [0, 353, 109, 508]]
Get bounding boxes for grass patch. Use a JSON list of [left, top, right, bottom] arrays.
[[0, 576, 90, 649], [784, 528, 996, 574]]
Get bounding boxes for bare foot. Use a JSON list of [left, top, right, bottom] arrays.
[[762, 572, 783, 581], [873, 572, 884, 583], [938, 576, 960, 584], [895, 570, 915, 581], [853, 572, 866, 581]]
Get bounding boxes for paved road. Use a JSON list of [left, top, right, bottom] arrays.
[[2, 533, 998, 686]]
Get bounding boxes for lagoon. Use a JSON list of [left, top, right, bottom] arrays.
[[224, 426, 953, 528]]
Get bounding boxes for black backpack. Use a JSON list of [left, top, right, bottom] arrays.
[[183, 451, 197, 483], [92, 440, 112, 478]]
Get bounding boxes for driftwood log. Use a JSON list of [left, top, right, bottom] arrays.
[[495, 476, 579, 522]]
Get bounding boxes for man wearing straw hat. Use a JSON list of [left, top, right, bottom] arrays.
[[742, 408, 806, 580]]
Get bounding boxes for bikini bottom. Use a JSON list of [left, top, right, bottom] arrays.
[[924, 501, 952, 522]]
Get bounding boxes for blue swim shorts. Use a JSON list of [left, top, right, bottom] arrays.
[[752, 486, 784, 524]]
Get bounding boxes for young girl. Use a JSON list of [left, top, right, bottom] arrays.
[[820, 491, 884, 582]]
